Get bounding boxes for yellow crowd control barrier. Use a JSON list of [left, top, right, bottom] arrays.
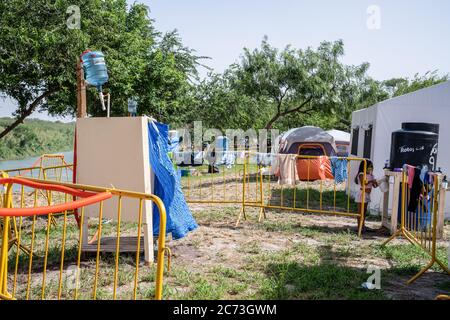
[[241, 154, 369, 236], [175, 151, 262, 207], [3, 156, 74, 227], [382, 166, 450, 284], [2, 153, 73, 183], [0, 174, 167, 300], [174, 151, 369, 236]]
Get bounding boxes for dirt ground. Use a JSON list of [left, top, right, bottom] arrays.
[[3, 171, 450, 300], [163, 202, 450, 300]]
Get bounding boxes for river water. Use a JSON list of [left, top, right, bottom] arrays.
[[0, 151, 74, 171]]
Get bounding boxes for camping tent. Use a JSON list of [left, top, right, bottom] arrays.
[[349, 80, 450, 218], [278, 126, 337, 181], [279, 126, 337, 156], [327, 129, 350, 156]]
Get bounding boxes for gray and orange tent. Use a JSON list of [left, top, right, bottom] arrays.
[[278, 126, 337, 181]]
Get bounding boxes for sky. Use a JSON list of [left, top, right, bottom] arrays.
[[1, 0, 449, 121]]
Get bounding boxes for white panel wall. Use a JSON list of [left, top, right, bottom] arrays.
[[76, 117, 153, 223], [350, 81, 450, 218]]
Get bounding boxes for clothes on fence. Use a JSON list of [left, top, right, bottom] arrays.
[[257, 153, 275, 167], [330, 157, 348, 183], [275, 154, 298, 185], [407, 166, 415, 189], [217, 151, 236, 168], [419, 165, 428, 183], [148, 120, 198, 240], [407, 167, 424, 213]]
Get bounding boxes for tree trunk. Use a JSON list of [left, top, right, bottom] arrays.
[[264, 98, 312, 130], [0, 90, 56, 140], [264, 112, 282, 130]]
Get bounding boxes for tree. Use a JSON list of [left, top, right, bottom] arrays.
[[191, 71, 268, 131], [227, 38, 372, 130], [0, 0, 155, 139], [383, 71, 448, 98], [136, 30, 207, 126]]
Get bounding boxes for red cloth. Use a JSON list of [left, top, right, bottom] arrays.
[[407, 166, 415, 189]]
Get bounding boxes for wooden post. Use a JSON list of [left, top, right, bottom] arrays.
[[381, 170, 402, 234], [76, 59, 87, 118], [381, 170, 390, 229], [390, 172, 401, 234]]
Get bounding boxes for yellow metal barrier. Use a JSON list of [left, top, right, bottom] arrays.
[[241, 154, 368, 236], [2, 153, 73, 188], [0, 175, 167, 300], [382, 167, 450, 284], [176, 151, 262, 207], [174, 151, 369, 236]]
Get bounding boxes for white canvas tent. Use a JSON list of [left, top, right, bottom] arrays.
[[327, 129, 350, 156], [349, 80, 450, 218], [326, 129, 350, 144]]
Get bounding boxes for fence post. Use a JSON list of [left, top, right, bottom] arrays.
[[236, 152, 247, 227], [0, 177, 13, 300], [357, 160, 367, 237], [258, 163, 266, 222]]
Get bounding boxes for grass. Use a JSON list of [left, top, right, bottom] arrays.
[[373, 244, 449, 274], [269, 188, 359, 213], [2, 191, 449, 300], [260, 262, 387, 300]]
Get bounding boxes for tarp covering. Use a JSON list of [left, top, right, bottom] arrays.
[[148, 120, 198, 240]]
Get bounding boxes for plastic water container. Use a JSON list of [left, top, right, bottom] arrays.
[[80, 50, 109, 90]]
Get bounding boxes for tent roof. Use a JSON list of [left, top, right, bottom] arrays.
[[326, 129, 350, 144], [280, 126, 336, 153]]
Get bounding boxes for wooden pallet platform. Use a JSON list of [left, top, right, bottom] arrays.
[[82, 236, 144, 253]]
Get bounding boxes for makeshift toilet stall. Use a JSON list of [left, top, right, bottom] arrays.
[[76, 117, 155, 262], [75, 116, 197, 263]]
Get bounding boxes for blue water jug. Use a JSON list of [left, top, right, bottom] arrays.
[[80, 50, 109, 91]]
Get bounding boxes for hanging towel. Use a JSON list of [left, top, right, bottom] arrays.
[[148, 120, 198, 240], [407, 166, 415, 189], [275, 154, 298, 185]]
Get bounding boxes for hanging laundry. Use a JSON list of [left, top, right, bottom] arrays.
[[407, 165, 415, 189], [408, 167, 423, 213], [419, 165, 428, 182], [275, 154, 298, 185], [330, 157, 348, 184]]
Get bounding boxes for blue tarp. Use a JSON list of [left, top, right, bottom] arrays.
[[147, 120, 198, 240]]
